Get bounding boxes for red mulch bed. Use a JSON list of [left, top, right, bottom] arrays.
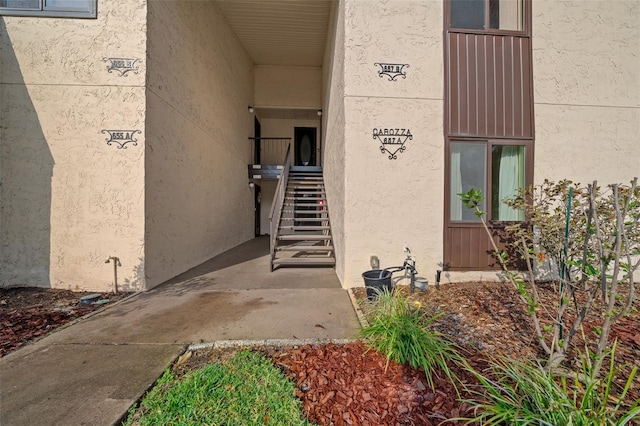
[[273, 341, 487, 425], [0, 287, 128, 357]]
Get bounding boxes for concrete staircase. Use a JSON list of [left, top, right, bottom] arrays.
[[271, 166, 335, 270]]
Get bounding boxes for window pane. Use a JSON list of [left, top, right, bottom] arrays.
[[491, 145, 525, 220], [44, 0, 90, 12], [450, 0, 485, 30], [451, 142, 486, 221], [0, 0, 40, 8], [490, 0, 523, 31]]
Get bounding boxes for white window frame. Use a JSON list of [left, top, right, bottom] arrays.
[[0, 0, 96, 18]]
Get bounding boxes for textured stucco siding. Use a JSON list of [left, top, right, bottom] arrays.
[[339, 0, 444, 288], [322, 0, 347, 285], [532, 0, 640, 185], [144, 1, 254, 289], [255, 66, 322, 108], [1, 1, 147, 291]]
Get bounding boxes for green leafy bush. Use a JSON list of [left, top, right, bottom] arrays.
[[124, 350, 314, 426], [358, 289, 462, 389]]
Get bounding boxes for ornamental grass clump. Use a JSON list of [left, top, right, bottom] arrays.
[[358, 289, 462, 390], [460, 341, 639, 425]]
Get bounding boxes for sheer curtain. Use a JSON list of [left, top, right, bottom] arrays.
[[450, 146, 463, 221], [497, 146, 525, 221]]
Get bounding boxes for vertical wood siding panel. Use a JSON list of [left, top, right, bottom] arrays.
[[459, 35, 469, 134], [494, 36, 505, 137], [447, 33, 532, 139], [504, 37, 515, 137], [521, 38, 532, 137], [486, 36, 496, 138], [449, 34, 459, 134], [468, 35, 478, 135], [477, 35, 487, 136]]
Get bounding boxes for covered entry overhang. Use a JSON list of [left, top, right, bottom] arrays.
[[214, 0, 336, 251], [217, 0, 334, 174], [215, 0, 333, 67]]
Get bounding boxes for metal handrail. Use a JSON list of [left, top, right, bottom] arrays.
[[249, 137, 291, 165], [269, 143, 291, 270]]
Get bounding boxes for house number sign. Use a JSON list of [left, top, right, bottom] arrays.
[[373, 128, 413, 160], [102, 130, 141, 149], [102, 57, 140, 77], [374, 62, 409, 81]]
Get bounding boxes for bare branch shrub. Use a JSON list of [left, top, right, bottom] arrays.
[[460, 178, 639, 375]]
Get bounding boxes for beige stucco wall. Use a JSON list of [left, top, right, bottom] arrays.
[[532, 0, 640, 185], [255, 65, 322, 108], [335, 0, 444, 288], [144, 0, 255, 288], [1, 2, 147, 291], [322, 0, 347, 284]]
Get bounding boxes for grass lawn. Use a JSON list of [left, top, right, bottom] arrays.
[[124, 350, 315, 426]]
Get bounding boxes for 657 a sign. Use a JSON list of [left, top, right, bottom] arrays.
[[372, 128, 413, 159]]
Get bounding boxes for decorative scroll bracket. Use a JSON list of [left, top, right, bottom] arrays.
[[374, 62, 409, 81], [102, 57, 140, 77], [102, 130, 141, 149], [373, 128, 413, 160]]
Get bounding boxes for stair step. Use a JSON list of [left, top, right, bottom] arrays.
[[280, 217, 329, 222], [283, 202, 325, 207], [290, 166, 322, 172], [277, 234, 332, 241], [288, 179, 323, 183], [285, 196, 326, 201], [275, 245, 334, 252], [272, 257, 336, 266], [282, 210, 328, 214], [280, 225, 330, 231]]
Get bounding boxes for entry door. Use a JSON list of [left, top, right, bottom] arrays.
[[294, 127, 316, 166]]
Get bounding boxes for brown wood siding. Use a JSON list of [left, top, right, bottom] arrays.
[[446, 227, 495, 270], [447, 33, 533, 139]]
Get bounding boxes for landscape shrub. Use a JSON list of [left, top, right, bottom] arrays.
[[358, 289, 462, 390], [459, 341, 639, 425]]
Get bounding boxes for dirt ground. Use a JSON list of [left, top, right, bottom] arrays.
[[3, 282, 639, 424], [0, 287, 129, 357]]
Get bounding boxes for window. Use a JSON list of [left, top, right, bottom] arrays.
[[450, 141, 528, 222], [0, 0, 96, 18], [450, 0, 524, 32]]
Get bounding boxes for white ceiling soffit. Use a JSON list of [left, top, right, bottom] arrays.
[[215, 0, 333, 67]]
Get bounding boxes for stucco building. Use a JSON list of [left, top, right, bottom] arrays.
[[1, 0, 638, 292]]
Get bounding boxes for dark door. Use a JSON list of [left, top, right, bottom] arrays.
[[254, 117, 261, 164], [294, 127, 316, 166], [254, 184, 261, 237]]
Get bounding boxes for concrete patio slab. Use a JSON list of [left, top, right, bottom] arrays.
[[0, 237, 360, 425]]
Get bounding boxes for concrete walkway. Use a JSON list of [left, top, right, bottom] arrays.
[[0, 237, 360, 426]]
